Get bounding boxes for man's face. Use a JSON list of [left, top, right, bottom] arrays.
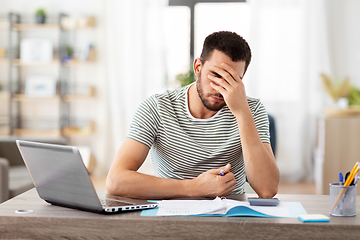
[[196, 50, 246, 112]]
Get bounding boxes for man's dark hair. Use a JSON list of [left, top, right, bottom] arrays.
[[200, 31, 252, 73]]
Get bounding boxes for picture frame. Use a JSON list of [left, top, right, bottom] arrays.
[[20, 39, 53, 62], [25, 75, 56, 97]]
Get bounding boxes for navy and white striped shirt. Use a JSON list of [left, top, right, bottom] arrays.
[[127, 83, 270, 193]]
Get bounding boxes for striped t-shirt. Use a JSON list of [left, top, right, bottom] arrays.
[[127, 83, 270, 194]]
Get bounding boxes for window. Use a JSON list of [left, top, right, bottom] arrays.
[[163, 6, 190, 88], [165, 1, 249, 87], [194, 3, 250, 57]]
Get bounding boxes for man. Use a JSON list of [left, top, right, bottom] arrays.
[[106, 31, 279, 199]]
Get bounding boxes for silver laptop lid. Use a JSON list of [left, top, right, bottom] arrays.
[[16, 140, 104, 212]]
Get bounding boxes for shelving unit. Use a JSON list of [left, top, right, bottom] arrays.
[[2, 12, 96, 144], [0, 15, 9, 135], [58, 13, 96, 139]]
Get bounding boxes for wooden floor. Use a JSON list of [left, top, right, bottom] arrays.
[[91, 176, 317, 195], [277, 181, 316, 195]]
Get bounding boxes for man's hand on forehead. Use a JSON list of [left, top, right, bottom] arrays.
[[207, 63, 247, 115], [209, 70, 222, 79], [210, 63, 242, 82]]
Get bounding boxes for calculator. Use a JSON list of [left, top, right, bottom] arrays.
[[247, 197, 280, 206]]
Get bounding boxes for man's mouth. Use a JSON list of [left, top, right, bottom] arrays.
[[211, 95, 224, 102]]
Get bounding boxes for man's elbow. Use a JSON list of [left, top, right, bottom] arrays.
[[258, 186, 278, 198], [105, 175, 117, 196], [256, 178, 279, 198], [260, 170, 280, 198], [105, 173, 126, 196]]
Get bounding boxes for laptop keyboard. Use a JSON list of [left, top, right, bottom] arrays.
[[100, 198, 135, 207]]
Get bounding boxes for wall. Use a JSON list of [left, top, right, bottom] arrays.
[[326, 0, 360, 88]]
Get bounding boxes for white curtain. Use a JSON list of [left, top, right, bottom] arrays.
[[94, 0, 168, 176], [246, 0, 331, 182]]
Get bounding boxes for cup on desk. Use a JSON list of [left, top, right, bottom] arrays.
[[330, 183, 356, 217]]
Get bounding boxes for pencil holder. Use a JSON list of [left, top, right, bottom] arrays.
[[329, 183, 356, 217]]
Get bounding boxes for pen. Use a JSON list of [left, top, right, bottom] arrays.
[[339, 172, 344, 185], [332, 162, 359, 210], [345, 171, 350, 183], [354, 173, 360, 185], [220, 169, 224, 176]]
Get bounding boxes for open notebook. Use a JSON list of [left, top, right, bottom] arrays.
[[141, 197, 307, 218]]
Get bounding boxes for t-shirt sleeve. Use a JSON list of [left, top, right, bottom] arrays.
[[127, 96, 160, 148], [252, 100, 271, 144]]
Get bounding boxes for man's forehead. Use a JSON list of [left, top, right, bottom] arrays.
[[207, 50, 243, 64], [203, 51, 246, 76]]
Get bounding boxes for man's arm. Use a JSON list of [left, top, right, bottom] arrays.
[[106, 138, 236, 199], [236, 111, 279, 198], [208, 63, 279, 198]]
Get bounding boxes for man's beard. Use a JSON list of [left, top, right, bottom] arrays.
[[196, 70, 226, 112]]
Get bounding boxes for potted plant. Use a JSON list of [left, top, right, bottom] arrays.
[[35, 8, 46, 24], [176, 66, 195, 87]]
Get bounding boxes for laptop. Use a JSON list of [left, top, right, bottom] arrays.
[[16, 140, 158, 214]]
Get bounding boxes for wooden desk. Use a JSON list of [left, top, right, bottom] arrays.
[[0, 189, 360, 239]]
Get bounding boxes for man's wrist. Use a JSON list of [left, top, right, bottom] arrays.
[[182, 178, 197, 198], [233, 104, 252, 121]]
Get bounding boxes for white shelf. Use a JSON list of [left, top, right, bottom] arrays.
[[13, 59, 60, 67], [0, 128, 9, 136], [0, 59, 8, 65], [13, 23, 60, 31], [0, 22, 8, 30], [0, 92, 9, 100], [12, 94, 60, 101], [63, 60, 96, 66], [62, 121, 94, 136], [13, 128, 61, 137], [64, 87, 96, 101]]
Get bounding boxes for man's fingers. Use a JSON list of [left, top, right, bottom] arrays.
[[221, 178, 236, 196], [222, 172, 236, 184], [209, 82, 226, 96], [221, 63, 243, 81], [208, 73, 231, 92], [224, 163, 231, 172], [211, 65, 239, 86], [211, 163, 231, 175]]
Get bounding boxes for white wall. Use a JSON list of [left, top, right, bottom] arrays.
[[326, 0, 360, 88]]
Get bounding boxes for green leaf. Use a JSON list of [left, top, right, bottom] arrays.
[[176, 67, 195, 87]]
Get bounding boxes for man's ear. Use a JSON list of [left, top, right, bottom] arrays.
[[193, 58, 202, 79]]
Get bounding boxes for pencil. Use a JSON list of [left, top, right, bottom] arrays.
[[331, 163, 359, 210]]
